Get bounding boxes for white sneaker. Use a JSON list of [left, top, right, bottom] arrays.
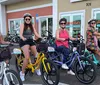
[[62, 64, 69, 69], [67, 70, 75, 75], [20, 71, 25, 81], [35, 69, 41, 76]]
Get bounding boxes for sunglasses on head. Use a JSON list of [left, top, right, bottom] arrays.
[[60, 23, 66, 25], [25, 18, 31, 21]]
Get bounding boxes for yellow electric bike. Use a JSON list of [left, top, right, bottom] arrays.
[[13, 38, 59, 85]]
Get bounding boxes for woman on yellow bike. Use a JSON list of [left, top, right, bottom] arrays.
[[19, 13, 41, 81]]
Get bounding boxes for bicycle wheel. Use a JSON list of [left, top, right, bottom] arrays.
[[74, 57, 96, 84], [1, 70, 23, 85], [40, 59, 59, 85]]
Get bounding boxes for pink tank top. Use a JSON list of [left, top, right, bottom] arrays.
[[55, 29, 69, 48]]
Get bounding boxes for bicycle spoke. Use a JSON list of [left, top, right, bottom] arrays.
[[48, 76, 55, 84], [85, 71, 93, 79], [75, 57, 96, 84], [41, 59, 59, 85]]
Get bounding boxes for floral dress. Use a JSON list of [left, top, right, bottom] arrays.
[[86, 27, 98, 51]]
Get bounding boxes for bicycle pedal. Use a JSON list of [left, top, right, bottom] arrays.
[[97, 63, 100, 67]]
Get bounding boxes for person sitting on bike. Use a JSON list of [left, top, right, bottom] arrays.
[[55, 18, 76, 75], [0, 32, 11, 64], [86, 19, 100, 58], [0, 32, 10, 44], [19, 13, 41, 81]]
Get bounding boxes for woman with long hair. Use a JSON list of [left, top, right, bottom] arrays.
[[19, 13, 41, 81]]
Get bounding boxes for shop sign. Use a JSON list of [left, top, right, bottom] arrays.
[[67, 21, 81, 25], [66, 20, 81, 28], [66, 25, 80, 28], [36, 14, 39, 23]]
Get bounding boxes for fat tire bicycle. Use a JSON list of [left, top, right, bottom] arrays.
[[14, 38, 59, 85], [0, 44, 23, 85]]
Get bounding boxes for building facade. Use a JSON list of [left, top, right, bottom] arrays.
[[0, 0, 100, 39]]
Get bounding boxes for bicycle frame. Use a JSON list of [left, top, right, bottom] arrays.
[[67, 51, 84, 70], [85, 50, 99, 65], [15, 51, 50, 73], [48, 50, 84, 70]]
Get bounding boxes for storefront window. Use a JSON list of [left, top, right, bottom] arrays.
[[39, 17, 53, 37], [73, 15, 81, 37], [40, 18, 47, 37], [9, 18, 22, 34], [64, 16, 70, 31], [60, 12, 84, 38], [96, 13, 100, 32], [8, 18, 34, 34]]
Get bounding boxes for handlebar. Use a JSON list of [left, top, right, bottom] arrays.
[[0, 42, 19, 48]]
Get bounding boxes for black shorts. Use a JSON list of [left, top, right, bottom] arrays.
[[19, 39, 35, 47]]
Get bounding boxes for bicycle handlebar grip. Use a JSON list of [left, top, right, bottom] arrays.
[[35, 38, 42, 44]]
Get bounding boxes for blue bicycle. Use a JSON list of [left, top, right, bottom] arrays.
[[43, 30, 96, 84]]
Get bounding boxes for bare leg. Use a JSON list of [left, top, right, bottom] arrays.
[[21, 45, 30, 74], [30, 45, 37, 57], [30, 45, 41, 75]]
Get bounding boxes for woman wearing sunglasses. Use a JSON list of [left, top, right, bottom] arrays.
[[55, 18, 76, 75], [86, 19, 100, 58], [19, 13, 41, 81]]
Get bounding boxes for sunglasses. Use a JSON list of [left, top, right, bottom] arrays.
[[91, 23, 96, 24], [60, 23, 66, 25], [25, 18, 31, 21]]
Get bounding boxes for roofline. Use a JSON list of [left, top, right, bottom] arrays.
[[7, 3, 52, 13], [0, 0, 7, 3]]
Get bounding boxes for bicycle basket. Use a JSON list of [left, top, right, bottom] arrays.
[[0, 47, 11, 62], [36, 43, 48, 52]]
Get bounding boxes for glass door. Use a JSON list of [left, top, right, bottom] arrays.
[[72, 14, 82, 37], [38, 16, 52, 37], [93, 11, 100, 32], [60, 11, 84, 38], [60, 14, 72, 35]]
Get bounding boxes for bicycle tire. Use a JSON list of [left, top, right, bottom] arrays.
[[40, 59, 59, 85], [1, 70, 23, 85], [74, 57, 96, 84]]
